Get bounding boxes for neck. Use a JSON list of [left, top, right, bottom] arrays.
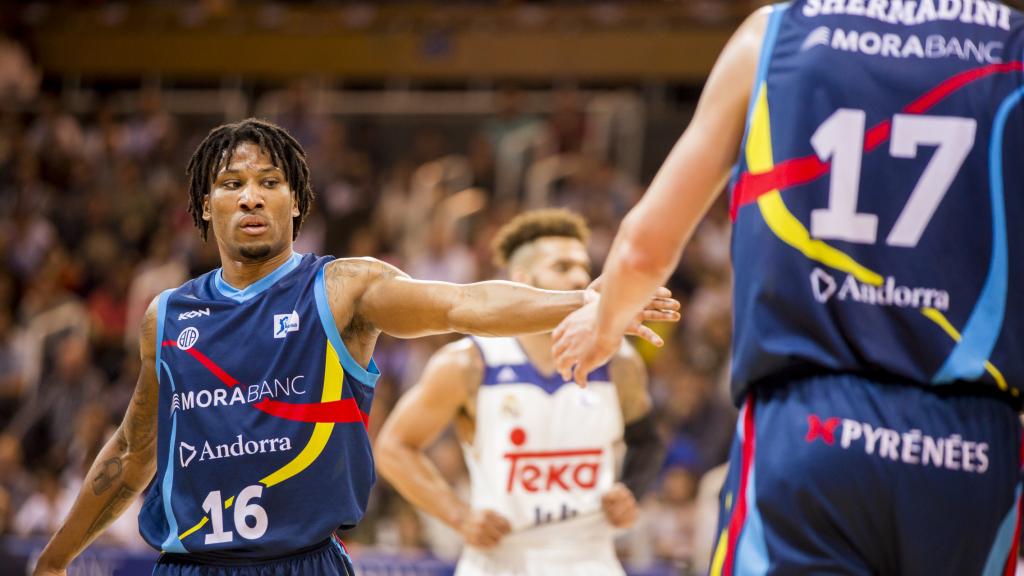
[[516, 332, 555, 374], [218, 247, 294, 290]]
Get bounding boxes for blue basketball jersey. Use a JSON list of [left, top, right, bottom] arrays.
[[729, 0, 1024, 402], [138, 252, 380, 558]]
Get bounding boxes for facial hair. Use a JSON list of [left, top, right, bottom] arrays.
[[239, 244, 273, 261]]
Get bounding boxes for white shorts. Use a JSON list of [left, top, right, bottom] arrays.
[[454, 514, 625, 576]]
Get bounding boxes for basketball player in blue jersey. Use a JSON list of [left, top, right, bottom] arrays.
[[376, 209, 665, 576], [31, 118, 680, 576], [554, 1, 1024, 574]]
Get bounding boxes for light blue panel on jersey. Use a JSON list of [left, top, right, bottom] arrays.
[[933, 86, 1023, 384]]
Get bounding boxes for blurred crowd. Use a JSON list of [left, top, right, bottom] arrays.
[[0, 49, 737, 576]]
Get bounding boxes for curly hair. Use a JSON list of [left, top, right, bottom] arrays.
[[185, 118, 313, 241], [491, 208, 591, 268]]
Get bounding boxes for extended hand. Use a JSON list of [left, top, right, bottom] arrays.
[[552, 286, 679, 387], [459, 509, 512, 548], [601, 482, 639, 529]]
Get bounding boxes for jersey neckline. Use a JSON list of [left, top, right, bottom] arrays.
[[213, 252, 303, 303]]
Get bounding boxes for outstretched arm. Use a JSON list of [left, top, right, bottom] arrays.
[[553, 8, 768, 385], [375, 340, 511, 547], [33, 298, 161, 575], [327, 258, 678, 342]]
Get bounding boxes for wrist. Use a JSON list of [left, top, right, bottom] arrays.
[[447, 501, 470, 532], [35, 551, 68, 572]]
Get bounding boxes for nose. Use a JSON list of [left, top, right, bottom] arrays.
[[237, 182, 265, 211], [570, 267, 591, 290]]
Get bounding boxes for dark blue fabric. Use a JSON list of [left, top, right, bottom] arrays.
[[152, 539, 353, 576], [715, 373, 1020, 575], [729, 0, 1024, 402], [139, 254, 377, 558]]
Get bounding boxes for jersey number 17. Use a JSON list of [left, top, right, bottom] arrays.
[[809, 109, 977, 248]]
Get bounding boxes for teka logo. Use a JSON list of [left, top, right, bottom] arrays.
[[178, 308, 211, 321], [801, 26, 831, 51], [503, 428, 603, 493], [808, 268, 949, 311], [179, 434, 292, 468], [177, 327, 200, 350], [170, 375, 306, 416], [806, 415, 840, 445], [273, 311, 300, 339]]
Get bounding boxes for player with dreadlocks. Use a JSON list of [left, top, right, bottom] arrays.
[[32, 117, 680, 576]]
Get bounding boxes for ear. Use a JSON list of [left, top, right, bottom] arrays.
[[509, 267, 529, 284], [291, 195, 300, 218], [201, 195, 212, 222]]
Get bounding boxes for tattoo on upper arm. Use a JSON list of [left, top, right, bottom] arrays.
[[87, 485, 136, 534], [128, 373, 157, 451], [92, 457, 124, 496]]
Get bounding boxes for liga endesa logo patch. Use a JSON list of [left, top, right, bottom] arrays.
[[805, 414, 990, 474]]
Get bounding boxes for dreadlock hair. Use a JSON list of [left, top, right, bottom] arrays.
[[186, 118, 313, 241], [491, 208, 591, 269]]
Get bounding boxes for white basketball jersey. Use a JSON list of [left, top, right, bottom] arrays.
[[456, 336, 626, 576]]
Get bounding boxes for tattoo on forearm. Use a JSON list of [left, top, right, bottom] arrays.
[[86, 485, 136, 535], [92, 457, 124, 495]]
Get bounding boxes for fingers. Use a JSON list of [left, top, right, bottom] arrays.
[[467, 511, 512, 548], [654, 286, 672, 299], [601, 485, 639, 528], [551, 332, 573, 363], [640, 309, 680, 323], [627, 324, 664, 347], [573, 360, 595, 388], [481, 513, 511, 544], [645, 296, 681, 312]]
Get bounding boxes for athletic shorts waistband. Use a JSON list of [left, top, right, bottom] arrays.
[[156, 538, 334, 567]]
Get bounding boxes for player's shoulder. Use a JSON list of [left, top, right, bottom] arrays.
[[325, 256, 409, 283], [433, 337, 485, 375]]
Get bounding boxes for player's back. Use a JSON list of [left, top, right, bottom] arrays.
[[729, 0, 1024, 402], [138, 253, 379, 560]]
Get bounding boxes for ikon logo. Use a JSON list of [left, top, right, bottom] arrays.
[[178, 308, 211, 321], [810, 268, 837, 303]]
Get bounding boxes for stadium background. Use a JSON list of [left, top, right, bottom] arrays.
[[1, 0, 990, 574]]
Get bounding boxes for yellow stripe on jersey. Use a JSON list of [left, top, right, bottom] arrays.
[[260, 342, 344, 488], [922, 307, 1013, 395], [747, 83, 884, 287], [178, 516, 208, 541]]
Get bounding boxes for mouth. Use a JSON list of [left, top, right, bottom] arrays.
[[238, 216, 269, 236]]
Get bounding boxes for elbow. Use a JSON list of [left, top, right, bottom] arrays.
[[614, 228, 677, 283], [373, 431, 404, 482], [614, 214, 678, 280]]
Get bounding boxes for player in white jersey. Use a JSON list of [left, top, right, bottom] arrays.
[[376, 209, 666, 576]]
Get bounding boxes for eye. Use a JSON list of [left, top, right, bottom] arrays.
[[222, 180, 241, 190], [262, 179, 279, 188]]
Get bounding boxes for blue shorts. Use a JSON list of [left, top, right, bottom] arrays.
[[152, 538, 353, 576], [710, 373, 1022, 576]]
